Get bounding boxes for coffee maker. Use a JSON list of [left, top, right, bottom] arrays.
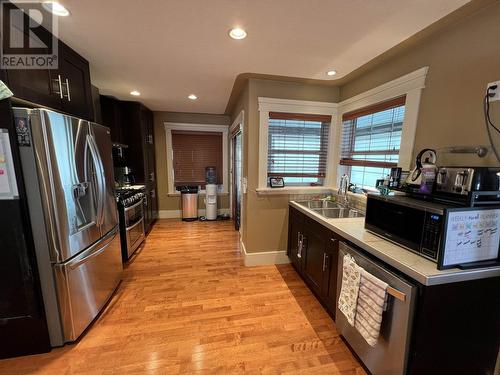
[[112, 144, 135, 187]]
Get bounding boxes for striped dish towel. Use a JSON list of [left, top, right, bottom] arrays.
[[354, 268, 388, 346], [338, 254, 362, 325]]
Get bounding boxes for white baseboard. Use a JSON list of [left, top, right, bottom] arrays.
[[158, 210, 182, 219], [240, 238, 290, 267], [159, 208, 231, 219]]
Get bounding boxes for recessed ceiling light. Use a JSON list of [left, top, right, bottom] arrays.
[[228, 27, 247, 40], [188, 94, 198, 100], [130, 90, 141, 96], [42, 2, 70, 17], [326, 70, 337, 76]]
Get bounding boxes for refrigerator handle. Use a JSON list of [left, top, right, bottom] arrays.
[[86, 135, 106, 227], [67, 230, 117, 270]]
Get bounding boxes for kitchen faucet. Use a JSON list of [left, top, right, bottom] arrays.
[[338, 174, 350, 206]]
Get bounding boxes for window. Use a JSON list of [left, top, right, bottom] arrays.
[[340, 96, 406, 189], [267, 112, 331, 186], [171, 130, 222, 188]]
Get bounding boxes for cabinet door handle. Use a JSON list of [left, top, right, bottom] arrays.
[[297, 232, 302, 259], [53, 74, 63, 99], [331, 238, 337, 243], [64, 78, 71, 101], [322, 253, 328, 271]]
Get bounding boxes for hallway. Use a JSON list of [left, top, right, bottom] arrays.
[[0, 220, 364, 374]]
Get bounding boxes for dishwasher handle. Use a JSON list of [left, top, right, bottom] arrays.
[[339, 241, 413, 303]]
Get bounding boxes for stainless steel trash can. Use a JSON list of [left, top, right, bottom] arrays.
[[180, 186, 198, 221]]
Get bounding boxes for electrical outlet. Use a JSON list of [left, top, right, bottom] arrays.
[[487, 81, 500, 102]]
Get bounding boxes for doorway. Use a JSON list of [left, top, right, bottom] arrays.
[[231, 131, 242, 231]]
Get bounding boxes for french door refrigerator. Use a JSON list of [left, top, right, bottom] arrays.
[[13, 107, 122, 346]]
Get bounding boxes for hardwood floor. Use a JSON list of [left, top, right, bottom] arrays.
[[0, 220, 365, 374]]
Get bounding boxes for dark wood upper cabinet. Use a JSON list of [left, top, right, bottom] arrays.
[[2, 5, 61, 110], [56, 42, 94, 120], [100, 95, 123, 144], [1, 5, 94, 120]]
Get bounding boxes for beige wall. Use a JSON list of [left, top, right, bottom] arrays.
[[153, 111, 231, 213], [232, 79, 340, 253], [340, 1, 500, 166], [230, 1, 500, 254]]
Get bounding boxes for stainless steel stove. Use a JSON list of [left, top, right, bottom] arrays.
[[116, 187, 145, 261]]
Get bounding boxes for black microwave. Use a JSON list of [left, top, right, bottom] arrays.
[[365, 194, 500, 270]]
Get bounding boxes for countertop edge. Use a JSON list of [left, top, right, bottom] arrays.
[[289, 201, 500, 286]]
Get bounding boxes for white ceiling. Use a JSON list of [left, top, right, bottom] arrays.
[[57, 0, 469, 114]]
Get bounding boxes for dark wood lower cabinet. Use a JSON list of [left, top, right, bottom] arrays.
[[288, 208, 339, 318], [287, 206, 500, 374], [287, 207, 304, 272]]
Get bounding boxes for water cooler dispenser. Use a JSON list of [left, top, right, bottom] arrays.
[[205, 167, 218, 220]]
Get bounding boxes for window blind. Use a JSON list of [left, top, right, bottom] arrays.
[[171, 130, 222, 187], [267, 112, 331, 186], [340, 96, 406, 169]]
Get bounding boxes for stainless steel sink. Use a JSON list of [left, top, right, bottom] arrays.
[[296, 200, 344, 209], [311, 207, 365, 219]]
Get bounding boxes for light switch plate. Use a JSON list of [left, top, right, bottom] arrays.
[[242, 177, 248, 194], [487, 81, 500, 102]]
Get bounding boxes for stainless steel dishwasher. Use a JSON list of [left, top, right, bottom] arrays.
[[336, 242, 417, 375]]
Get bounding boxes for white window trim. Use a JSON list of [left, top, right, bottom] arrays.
[[164, 122, 229, 195], [257, 97, 338, 192], [333, 66, 429, 184]]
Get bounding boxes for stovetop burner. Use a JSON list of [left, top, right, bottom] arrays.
[[115, 187, 145, 206]]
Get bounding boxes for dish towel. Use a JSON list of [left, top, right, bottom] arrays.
[[338, 254, 362, 325], [354, 268, 389, 347]]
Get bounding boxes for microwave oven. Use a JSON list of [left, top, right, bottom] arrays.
[[365, 194, 500, 270]]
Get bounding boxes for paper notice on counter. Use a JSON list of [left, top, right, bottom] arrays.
[[443, 209, 500, 266], [0, 129, 19, 199]]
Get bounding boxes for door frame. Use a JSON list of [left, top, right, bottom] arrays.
[[229, 110, 244, 237]]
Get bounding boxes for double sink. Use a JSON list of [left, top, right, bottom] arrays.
[[296, 200, 364, 219]]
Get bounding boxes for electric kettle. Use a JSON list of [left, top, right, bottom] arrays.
[[405, 148, 437, 193]]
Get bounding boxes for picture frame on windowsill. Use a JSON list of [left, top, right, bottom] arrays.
[[269, 177, 285, 188]]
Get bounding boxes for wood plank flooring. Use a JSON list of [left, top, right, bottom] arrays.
[[0, 220, 365, 374]]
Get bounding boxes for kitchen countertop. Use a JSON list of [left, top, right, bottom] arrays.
[[290, 201, 500, 286]]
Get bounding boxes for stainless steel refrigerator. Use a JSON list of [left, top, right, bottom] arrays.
[[14, 107, 122, 346]]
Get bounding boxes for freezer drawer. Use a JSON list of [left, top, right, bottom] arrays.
[[336, 242, 417, 375], [54, 226, 122, 342]]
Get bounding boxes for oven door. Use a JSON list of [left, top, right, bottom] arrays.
[[124, 200, 144, 227], [125, 216, 145, 258]]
